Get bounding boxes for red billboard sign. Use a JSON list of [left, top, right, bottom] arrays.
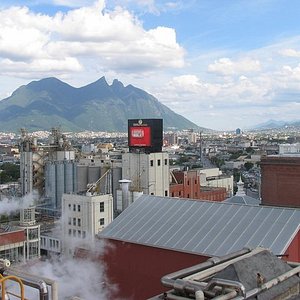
[[129, 126, 151, 147]]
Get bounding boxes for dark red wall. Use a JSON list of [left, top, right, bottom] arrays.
[[0, 230, 25, 246], [283, 230, 300, 262], [261, 156, 300, 207], [101, 239, 209, 300]]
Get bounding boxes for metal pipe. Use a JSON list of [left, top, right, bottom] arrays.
[[213, 290, 238, 300], [161, 247, 252, 290], [184, 247, 266, 281], [4, 270, 48, 300], [205, 278, 246, 297], [234, 263, 300, 300]]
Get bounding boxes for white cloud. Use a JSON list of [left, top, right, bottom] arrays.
[[0, 0, 184, 77], [279, 48, 300, 58], [208, 57, 261, 76]]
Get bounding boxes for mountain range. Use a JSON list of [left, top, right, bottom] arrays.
[[251, 119, 300, 130], [0, 77, 202, 132]]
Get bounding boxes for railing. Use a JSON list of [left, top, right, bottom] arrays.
[[0, 273, 25, 300]]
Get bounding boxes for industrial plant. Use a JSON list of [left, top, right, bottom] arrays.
[[2, 120, 300, 299]]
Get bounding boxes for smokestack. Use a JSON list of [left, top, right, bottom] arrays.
[[119, 179, 131, 210]]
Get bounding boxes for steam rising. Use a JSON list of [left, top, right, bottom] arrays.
[[27, 255, 112, 300], [0, 193, 35, 215]]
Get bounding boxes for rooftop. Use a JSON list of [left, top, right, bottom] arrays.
[[100, 195, 300, 257]]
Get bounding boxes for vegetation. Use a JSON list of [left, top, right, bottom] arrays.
[[0, 163, 20, 183]]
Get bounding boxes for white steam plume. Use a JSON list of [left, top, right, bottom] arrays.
[[0, 193, 36, 215]]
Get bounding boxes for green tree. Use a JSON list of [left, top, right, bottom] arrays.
[[244, 162, 254, 171], [0, 163, 20, 183]]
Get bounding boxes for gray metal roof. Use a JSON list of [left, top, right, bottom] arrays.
[[100, 195, 300, 257], [223, 195, 261, 206]]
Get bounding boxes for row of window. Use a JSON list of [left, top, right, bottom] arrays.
[[40, 237, 59, 249], [150, 159, 168, 167], [69, 217, 81, 227], [68, 202, 105, 213], [68, 229, 86, 238], [68, 204, 81, 212]]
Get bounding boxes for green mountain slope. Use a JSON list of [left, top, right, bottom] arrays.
[[0, 77, 204, 132]]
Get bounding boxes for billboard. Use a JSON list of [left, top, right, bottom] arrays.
[[128, 119, 163, 153], [129, 126, 151, 147]]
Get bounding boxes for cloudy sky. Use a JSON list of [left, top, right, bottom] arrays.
[[1, 0, 300, 130]]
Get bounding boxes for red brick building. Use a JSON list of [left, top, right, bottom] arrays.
[[261, 155, 300, 208], [170, 169, 227, 201]]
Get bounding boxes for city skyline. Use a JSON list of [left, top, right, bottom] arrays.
[[1, 0, 300, 130]]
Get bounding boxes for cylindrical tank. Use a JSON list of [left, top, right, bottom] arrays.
[[64, 162, 74, 194], [55, 162, 65, 209], [88, 166, 101, 184], [76, 165, 88, 192], [45, 162, 56, 208]]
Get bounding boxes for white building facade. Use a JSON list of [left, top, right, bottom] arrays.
[[122, 152, 169, 197], [62, 193, 113, 255]]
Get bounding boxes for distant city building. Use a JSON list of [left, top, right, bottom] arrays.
[[236, 128, 241, 135], [279, 143, 300, 154]]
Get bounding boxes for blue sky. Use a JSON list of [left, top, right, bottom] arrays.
[[1, 0, 300, 130]]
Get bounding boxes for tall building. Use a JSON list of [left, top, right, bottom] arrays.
[[19, 129, 34, 196], [122, 119, 169, 197], [122, 152, 169, 196]]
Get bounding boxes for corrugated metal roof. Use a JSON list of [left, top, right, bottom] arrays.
[[99, 195, 300, 257], [223, 195, 261, 205]]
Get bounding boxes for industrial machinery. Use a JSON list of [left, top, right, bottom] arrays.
[[0, 259, 57, 300]]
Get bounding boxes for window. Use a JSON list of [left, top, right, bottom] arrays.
[[165, 159, 168, 165], [68, 204, 71, 210], [195, 179, 197, 184], [73, 218, 76, 226], [187, 194, 190, 198], [99, 218, 105, 226], [165, 190, 168, 196], [78, 218, 81, 227], [68, 229, 71, 236], [157, 159, 161, 166], [179, 191, 181, 196], [73, 204, 76, 211], [77, 230, 81, 237], [68, 217, 71, 225], [187, 180, 190, 185], [150, 160, 153, 167], [100, 202, 104, 212], [78, 205, 81, 212], [73, 229, 76, 237], [83, 231, 86, 239], [151, 192, 154, 195]]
